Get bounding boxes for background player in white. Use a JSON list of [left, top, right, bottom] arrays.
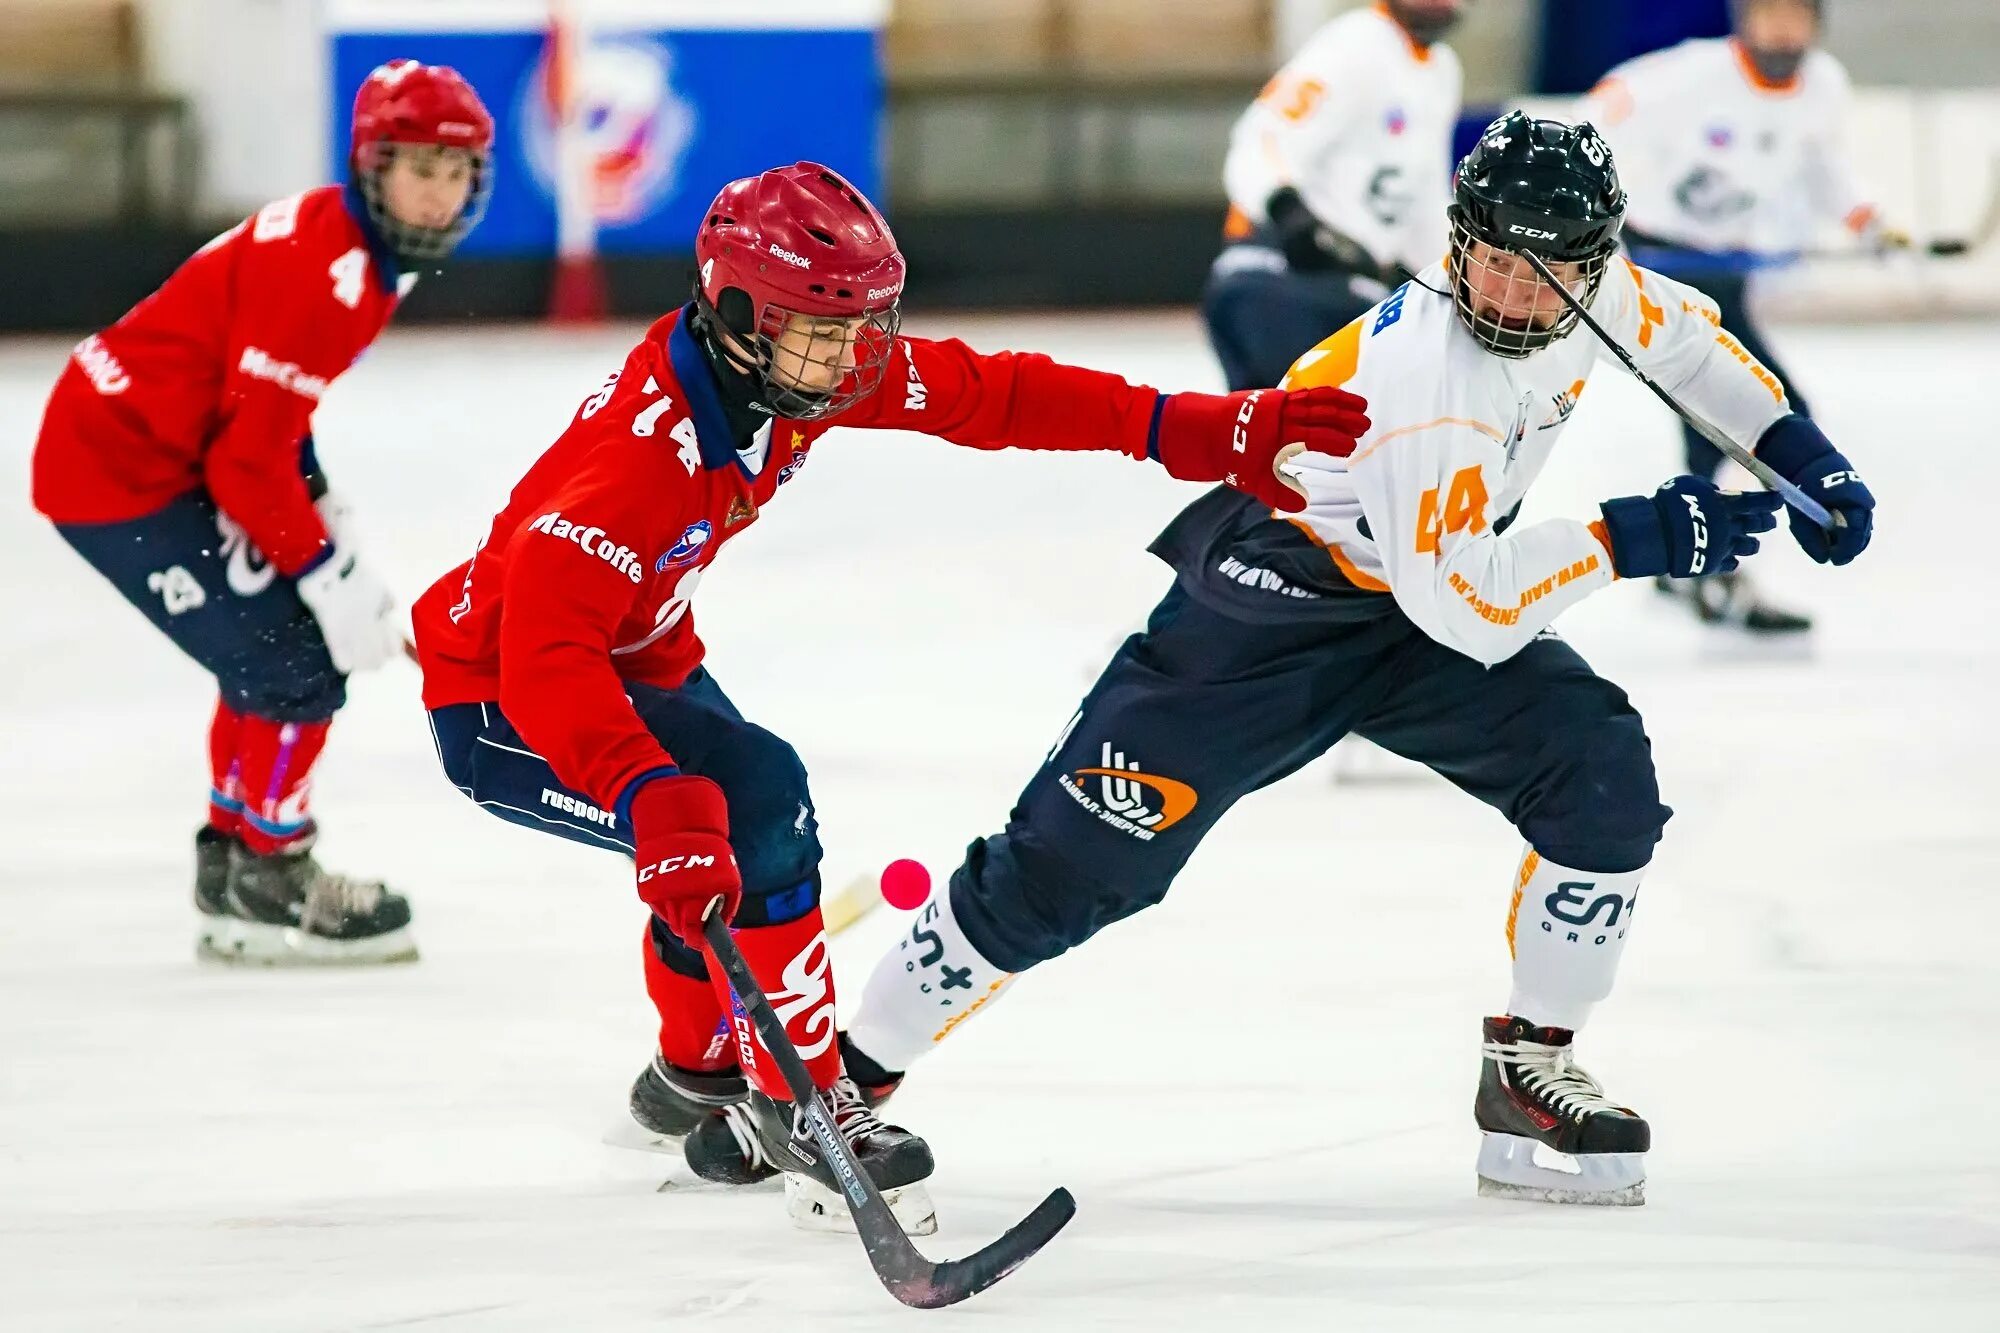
[[1584, 0, 1900, 633], [1203, 1, 1464, 390], [832, 114, 1876, 1206]]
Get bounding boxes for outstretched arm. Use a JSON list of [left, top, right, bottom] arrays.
[[838, 335, 1369, 512]]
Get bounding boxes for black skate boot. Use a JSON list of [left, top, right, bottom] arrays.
[[625, 1054, 748, 1151], [219, 844, 418, 965], [685, 1075, 937, 1235], [1654, 571, 1812, 634], [838, 1030, 903, 1108], [1475, 1015, 1648, 1206], [193, 826, 241, 960]]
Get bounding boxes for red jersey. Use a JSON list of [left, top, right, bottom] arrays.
[[31, 185, 406, 574], [413, 307, 1165, 810]]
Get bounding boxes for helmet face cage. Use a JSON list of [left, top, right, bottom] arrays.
[[1447, 210, 1610, 359], [699, 283, 901, 421], [356, 141, 494, 263]]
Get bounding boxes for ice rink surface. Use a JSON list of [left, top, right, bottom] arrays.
[[3, 309, 1995, 1331]]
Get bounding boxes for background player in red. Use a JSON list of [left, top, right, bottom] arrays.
[[31, 60, 494, 966], [414, 162, 1370, 1234]]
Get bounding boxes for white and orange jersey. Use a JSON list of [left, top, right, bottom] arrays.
[[1581, 38, 1878, 255], [1222, 3, 1461, 272], [1278, 259, 1792, 665]]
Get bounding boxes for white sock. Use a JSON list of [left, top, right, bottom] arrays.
[[845, 883, 1016, 1075], [1504, 846, 1644, 1032]]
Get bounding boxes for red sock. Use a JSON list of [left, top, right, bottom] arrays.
[[234, 715, 331, 855], [641, 924, 731, 1071], [206, 699, 244, 836], [707, 908, 841, 1099]]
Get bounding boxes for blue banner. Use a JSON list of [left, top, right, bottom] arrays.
[[330, 28, 881, 257]]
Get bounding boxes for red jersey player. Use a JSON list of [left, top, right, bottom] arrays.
[[31, 60, 494, 966], [414, 162, 1370, 1233]]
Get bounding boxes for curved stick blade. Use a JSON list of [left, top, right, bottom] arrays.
[[882, 1188, 1078, 1310]]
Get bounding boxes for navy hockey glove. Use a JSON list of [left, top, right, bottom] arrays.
[[1266, 187, 1341, 273], [1753, 414, 1875, 565], [1599, 476, 1782, 580]]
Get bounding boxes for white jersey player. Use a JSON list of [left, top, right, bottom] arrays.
[[1581, 0, 1897, 633], [1204, 1, 1464, 391], [831, 114, 1877, 1209]]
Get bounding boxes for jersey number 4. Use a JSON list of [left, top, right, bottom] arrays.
[[1415, 465, 1490, 554]]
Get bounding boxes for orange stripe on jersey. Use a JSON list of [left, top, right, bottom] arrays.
[[1284, 517, 1392, 593], [1282, 318, 1364, 390], [1589, 76, 1635, 126], [1588, 519, 1617, 577], [1372, 2, 1433, 63], [1350, 416, 1504, 466], [1223, 204, 1255, 240], [1730, 37, 1802, 95]]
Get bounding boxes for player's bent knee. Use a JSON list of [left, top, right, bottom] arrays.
[[226, 663, 345, 723], [707, 726, 821, 896], [949, 830, 1171, 975], [1521, 714, 1669, 873]]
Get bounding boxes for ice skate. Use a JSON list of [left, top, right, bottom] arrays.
[[1654, 570, 1811, 634], [1474, 1015, 1648, 1206], [685, 1074, 937, 1235], [619, 1054, 748, 1153], [192, 826, 240, 960], [213, 843, 418, 966]]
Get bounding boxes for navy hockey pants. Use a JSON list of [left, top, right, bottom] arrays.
[[427, 668, 823, 980], [950, 585, 1671, 974], [1201, 251, 1388, 390], [54, 487, 344, 721]]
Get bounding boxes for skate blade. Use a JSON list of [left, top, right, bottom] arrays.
[[602, 1118, 694, 1155], [1476, 1133, 1645, 1206], [784, 1174, 938, 1236], [198, 919, 419, 967]]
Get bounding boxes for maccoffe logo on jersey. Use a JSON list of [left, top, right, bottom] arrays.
[[239, 347, 329, 401], [1056, 741, 1199, 841], [526, 511, 645, 583]]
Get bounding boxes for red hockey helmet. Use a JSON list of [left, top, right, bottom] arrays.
[[692, 162, 904, 421], [350, 59, 496, 262]]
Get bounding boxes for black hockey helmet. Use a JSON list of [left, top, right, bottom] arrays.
[[1448, 112, 1626, 358]]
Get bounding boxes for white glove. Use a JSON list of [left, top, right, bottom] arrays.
[[295, 547, 403, 675], [314, 491, 359, 550]]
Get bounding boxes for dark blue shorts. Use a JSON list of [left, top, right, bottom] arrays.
[[55, 488, 343, 721], [952, 584, 1671, 973], [428, 669, 824, 977], [1201, 249, 1388, 390]]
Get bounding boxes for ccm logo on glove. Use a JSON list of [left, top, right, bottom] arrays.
[[637, 852, 730, 882], [1681, 493, 1709, 573]]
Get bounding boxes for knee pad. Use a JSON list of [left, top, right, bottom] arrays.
[[949, 831, 1168, 975], [225, 664, 345, 723], [712, 726, 821, 895], [1521, 715, 1669, 873]]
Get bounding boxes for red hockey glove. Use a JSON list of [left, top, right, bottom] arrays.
[[1152, 385, 1370, 514], [629, 775, 741, 948]]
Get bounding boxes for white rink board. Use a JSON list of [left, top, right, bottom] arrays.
[[1, 311, 1995, 1331]]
